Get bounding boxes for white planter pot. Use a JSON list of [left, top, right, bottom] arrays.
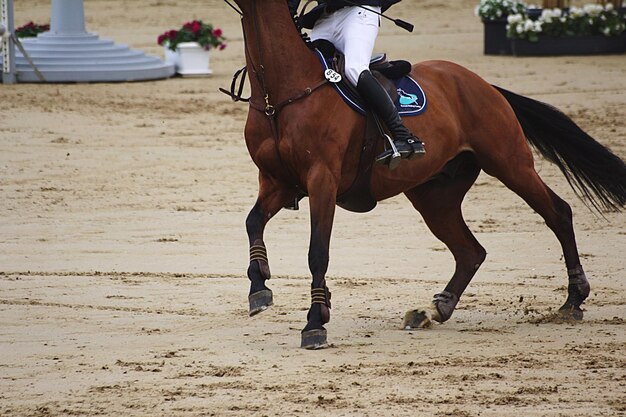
[[163, 41, 212, 77], [163, 45, 179, 68]]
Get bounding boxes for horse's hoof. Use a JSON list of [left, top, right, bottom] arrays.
[[301, 329, 328, 350], [558, 304, 584, 321], [402, 309, 433, 329], [249, 289, 273, 316]]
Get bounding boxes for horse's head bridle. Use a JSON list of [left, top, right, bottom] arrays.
[[220, 0, 329, 130]]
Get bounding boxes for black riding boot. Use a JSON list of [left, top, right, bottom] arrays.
[[356, 70, 425, 169]]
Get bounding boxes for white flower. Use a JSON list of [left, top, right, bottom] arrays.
[[570, 7, 584, 18], [507, 13, 523, 24], [524, 19, 535, 31], [541, 9, 553, 22], [583, 4, 603, 17], [489, 0, 626, 41]]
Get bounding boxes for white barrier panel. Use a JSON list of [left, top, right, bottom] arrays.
[[1, 0, 17, 84]]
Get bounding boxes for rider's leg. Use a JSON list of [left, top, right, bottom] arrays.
[[356, 70, 426, 168]]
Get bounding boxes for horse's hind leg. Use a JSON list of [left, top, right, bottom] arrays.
[[403, 154, 485, 328], [477, 140, 590, 320], [246, 174, 299, 316]]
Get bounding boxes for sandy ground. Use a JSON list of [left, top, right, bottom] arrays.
[[1, 0, 625, 416]]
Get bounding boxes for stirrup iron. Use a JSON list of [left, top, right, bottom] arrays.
[[381, 134, 401, 169]]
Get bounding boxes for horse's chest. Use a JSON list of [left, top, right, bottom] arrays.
[[247, 137, 293, 173]]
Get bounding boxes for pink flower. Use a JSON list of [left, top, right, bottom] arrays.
[[156, 21, 226, 51]]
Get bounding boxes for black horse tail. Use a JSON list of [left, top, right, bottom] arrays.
[[494, 85, 626, 213]]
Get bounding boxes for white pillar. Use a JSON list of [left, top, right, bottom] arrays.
[[1, 0, 16, 84], [50, 0, 86, 35]]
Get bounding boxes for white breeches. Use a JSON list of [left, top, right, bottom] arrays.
[[310, 6, 381, 86]]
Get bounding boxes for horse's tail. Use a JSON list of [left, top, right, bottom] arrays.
[[493, 85, 626, 213]]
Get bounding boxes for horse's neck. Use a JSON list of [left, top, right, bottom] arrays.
[[238, 1, 320, 101]]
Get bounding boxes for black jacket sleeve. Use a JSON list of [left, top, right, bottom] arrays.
[[288, 0, 301, 15], [381, 0, 401, 13], [299, 0, 402, 28], [300, 4, 326, 29]]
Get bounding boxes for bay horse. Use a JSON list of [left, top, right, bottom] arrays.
[[228, 0, 626, 349]]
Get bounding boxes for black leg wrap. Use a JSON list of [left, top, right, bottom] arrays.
[[558, 265, 590, 320], [249, 242, 271, 280], [433, 291, 459, 323], [308, 286, 332, 324], [248, 240, 273, 315], [311, 287, 332, 309], [301, 287, 332, 349]]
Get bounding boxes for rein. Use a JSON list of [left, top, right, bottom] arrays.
[[219, 66, 249, 102], [223, 0, 243, 16]]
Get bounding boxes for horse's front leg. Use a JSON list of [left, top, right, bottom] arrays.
[[246, 174, 298, 316], [301, 167, 338, 349]]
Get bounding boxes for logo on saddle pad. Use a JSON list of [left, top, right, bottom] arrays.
[[397, 89, 423, 110]]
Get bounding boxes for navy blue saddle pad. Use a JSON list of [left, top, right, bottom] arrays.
[[315, 49, 427, 117]]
